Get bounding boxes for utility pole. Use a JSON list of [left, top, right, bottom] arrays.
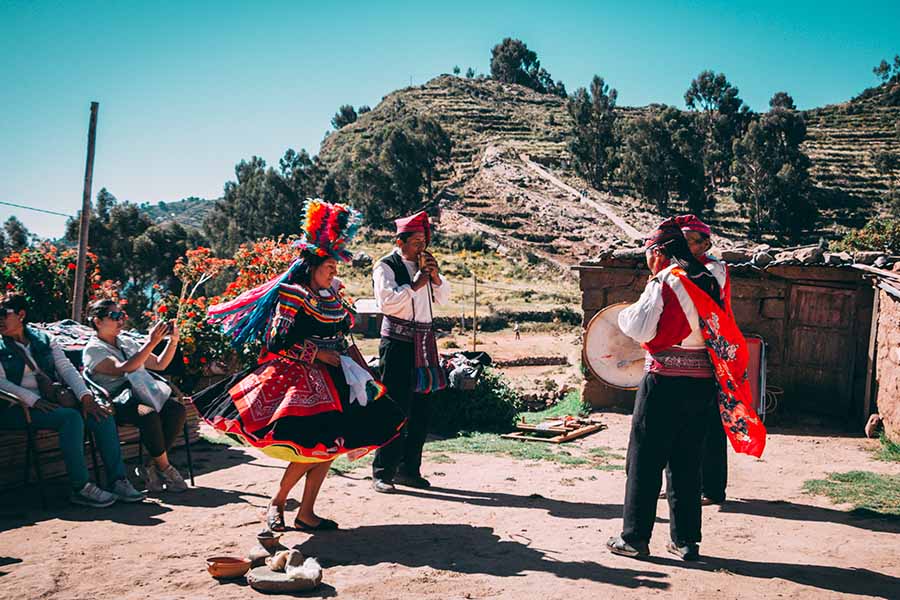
[[472, 274, 477, 352], [72, 102, 98, 322]]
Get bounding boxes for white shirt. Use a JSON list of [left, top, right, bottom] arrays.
[[373, 248, 450, 323], [0, 338, 90, 407]]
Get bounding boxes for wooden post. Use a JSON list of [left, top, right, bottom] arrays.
[[472, 274, 477, 352], [71, 102, 99, 322]]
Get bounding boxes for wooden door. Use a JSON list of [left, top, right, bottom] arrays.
[[785, 285, 857, 417]]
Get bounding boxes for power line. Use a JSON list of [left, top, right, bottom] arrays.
[[0, 200, 74, 218]]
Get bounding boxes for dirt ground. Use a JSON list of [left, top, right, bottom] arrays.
[[1, 411, 898, 600]]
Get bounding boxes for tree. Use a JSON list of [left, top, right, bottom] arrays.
[[452, 65, 461, 75], [873, 150, 900, 214], [731, 108, 816, 241], [567, 75, 618, 188], [873, 55, 900, 83], [465, 67, 476, 78], [3, 216, 33, 252], [769, 91, 796, 111], [617, 106, 705, 213], [202, 149, 328, 256], [489, 37, 566, 98], [331, 105, 358, 129], [358, 105, 371, 115], [684, 70, 750, 193], [330, 114, 452, 225]]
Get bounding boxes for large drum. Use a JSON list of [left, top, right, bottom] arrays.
[[582, 303, 645, 390]]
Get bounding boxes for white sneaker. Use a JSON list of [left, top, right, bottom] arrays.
[[159, 465, 188, 493], [70, 482, 117, 508], [111, 478, 146, 503]]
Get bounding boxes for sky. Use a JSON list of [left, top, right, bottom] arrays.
[[2, 0, 898, 239]]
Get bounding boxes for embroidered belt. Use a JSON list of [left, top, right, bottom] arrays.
[[382, 315, 433, 343], [645, 347, 713, 378]]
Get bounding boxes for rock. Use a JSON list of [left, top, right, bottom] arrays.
[[247, 563, 323, 593], [351, 252, 373, 268], [720, 249, 752, 263], [775, 251, 797, 263], [795, 246, 824, 264], [752, 252, 774, 268], [752, 244, 772, 254], [854, 251, 884, 265], [874, 255, 888, 268], [612, 247, 645, 260], [824, 251, 852, 265]]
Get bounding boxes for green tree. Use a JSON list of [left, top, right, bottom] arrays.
[[873, 55, 900, 83], [567, 75, 618, 188], [489, 37, 566, 97], [617, 106, 705, 213], [331, 105, 358, 129], [202, 150, 327, 255], [731, 108, 816, 241], [465, 67, 476, 78], [452, 65, 461, 75], [4, 216, 33, 251], [358, 105, 371, 115], [684, 70, 750, 193], [769, 91, 796, 110], [330, 114, 452, 225]]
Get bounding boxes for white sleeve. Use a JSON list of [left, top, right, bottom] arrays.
[[705, 260, 727, 288], [51, 340, 90, 399], [374, 261, 414, 316], [431, 274, 451, 305], [617, 279, 665, 344], [0, 361, 41, 407]]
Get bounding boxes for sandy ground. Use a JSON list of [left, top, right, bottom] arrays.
[[1, 412, 898, 600]]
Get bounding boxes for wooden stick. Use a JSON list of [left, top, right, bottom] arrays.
[[71, 102, 99, 322]]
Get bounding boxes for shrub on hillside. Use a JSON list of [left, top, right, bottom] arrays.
[[834, 217, 900, 255]]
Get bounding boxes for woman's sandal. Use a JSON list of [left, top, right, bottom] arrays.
[[293, 516, 339, 531], [267, 504, 287, 532]]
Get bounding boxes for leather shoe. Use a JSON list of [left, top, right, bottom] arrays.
[[667, 542, 700, 561], [394, 473, 431, 488], [606, 535, 650, 558]]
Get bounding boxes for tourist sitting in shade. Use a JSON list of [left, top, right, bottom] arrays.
[[82, 300, 188, 493], [0, 293, 145, 507]]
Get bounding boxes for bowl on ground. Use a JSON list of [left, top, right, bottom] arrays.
[[206, 556, 252, 579]]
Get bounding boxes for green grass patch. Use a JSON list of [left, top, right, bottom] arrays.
[[874, 433, 900, 463], [520, 390, 590, 424], [803, 471, 900, 516], [329, 453, 375, 475], [425, 432, 623, 471]]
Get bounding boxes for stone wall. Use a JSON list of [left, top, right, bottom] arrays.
[[874, 289, 900, 442]]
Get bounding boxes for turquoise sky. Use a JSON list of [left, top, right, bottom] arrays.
[[2, 0, 898, 239]]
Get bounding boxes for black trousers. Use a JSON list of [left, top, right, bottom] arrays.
[[621, 373, 718, 546], [115, 399, 186, 458], [372, 338, 430, 481], [701, 406, 728, 502]]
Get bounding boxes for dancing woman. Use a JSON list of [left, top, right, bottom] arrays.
[[192, 200, 405, 531]]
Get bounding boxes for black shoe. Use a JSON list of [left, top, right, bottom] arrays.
[[372, 478, 396, 494], [701, 496, 724, 506], [667, 542, 700, 561], [394, 472, 431, 488], [606, 535, 650, 558], [294, 516, 339, 531]]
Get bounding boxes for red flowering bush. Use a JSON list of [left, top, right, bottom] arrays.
[[0, 242, 102, 322]]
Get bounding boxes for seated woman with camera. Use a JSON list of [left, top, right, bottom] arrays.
[[0, 293, 145, 507], [82, 300, 188, 493]]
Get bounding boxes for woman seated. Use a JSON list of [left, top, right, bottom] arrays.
[[0, 292, 145, 507], [193, 199, 405, 532], [82, 300, 188, 493]]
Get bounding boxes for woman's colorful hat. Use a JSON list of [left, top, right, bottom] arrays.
[[292, 199, 362, 262]]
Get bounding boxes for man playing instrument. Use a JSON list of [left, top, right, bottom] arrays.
[[372, 211, 451, 493], [607, 219, 765, 561]]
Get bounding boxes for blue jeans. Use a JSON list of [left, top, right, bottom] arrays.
[[0, 404, 125, 490]]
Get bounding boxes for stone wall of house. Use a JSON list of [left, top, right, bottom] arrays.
[[875, 289, 900, 442]]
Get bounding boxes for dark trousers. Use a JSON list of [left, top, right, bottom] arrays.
[[701, 407, 728, 502], [115, 399, 186, 458], [621, 373, 718, 546], [373, 338, 430, 481]]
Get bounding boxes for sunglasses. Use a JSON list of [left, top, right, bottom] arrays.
[[105, 311, 126, 321]]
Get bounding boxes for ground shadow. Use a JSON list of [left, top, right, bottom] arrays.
[[396, 485, 668, 524], [720, 498, 900, 534], [0, 556, 22, 577], [213, 576, 338, 598], [645, 554, 899, 599], [296, 523, 669, 590]]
